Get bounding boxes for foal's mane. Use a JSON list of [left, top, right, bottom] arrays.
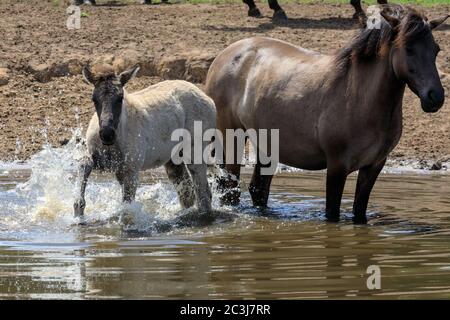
[[89, 63, 121, 84], [335, 5, 430, 72]]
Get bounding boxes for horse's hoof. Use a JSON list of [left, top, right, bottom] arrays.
[[73, 215, 87, 226], [353, 216, 368, 225], [352, 11, 365, 19], [73, 198, 86, 218], [248, 7, 262, 18], [273, 10, 288, 21], [325, 214, 340, 223], [175, 211, 215, 228]]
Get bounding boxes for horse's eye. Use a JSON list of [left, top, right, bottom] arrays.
[[406, 48, 414, 56]]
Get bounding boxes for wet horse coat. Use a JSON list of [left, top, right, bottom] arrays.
[[206, 5, 448, 223]]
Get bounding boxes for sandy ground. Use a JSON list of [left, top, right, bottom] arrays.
[[0, 1, 449, 169]]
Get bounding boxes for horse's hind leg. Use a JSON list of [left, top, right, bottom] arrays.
[[164, 160, 195, 209], [217, 135, 243, 206], [249, 161, 274, 208], [353, 158, 386, 224], [186, 163, 212, 215], [116, 168, 138, 203]]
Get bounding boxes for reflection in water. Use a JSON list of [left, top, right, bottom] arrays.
[[1, 144, 450, 299]]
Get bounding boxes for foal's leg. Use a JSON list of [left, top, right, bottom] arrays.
[[325, 164, 349, 222], [186, 164, 212, 215], [164, 160, 195, 209], [249, 162, 274, 208], [116, 168, 139, 203], [73, 157, 94, 218], [269, 0, 287, 20], [353, 159, 386, 224], [243, 0, 262, 18]]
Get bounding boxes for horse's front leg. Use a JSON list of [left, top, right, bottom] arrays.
[[116, 168, 139, 203], [74, 157, 94, 218], [353, 159, 386, 224], [325, 164, 349, 222]]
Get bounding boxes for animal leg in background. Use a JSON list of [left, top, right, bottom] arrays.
[[74, 157, 94, 217], [353, 159, 386, 224], [350, 0, 365, 19], [269, 0, 287, 20], [243, 0, 262, 18], [186, 163, 212, 215], [164, 160, 195, 209]]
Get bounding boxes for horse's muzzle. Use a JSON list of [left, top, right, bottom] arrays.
[[420, 88, 445, 113], [99, 127, 116, 145]]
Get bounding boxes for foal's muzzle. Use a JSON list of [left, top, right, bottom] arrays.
[[420, 87, 445, 113], [99, 127, 116, 145]]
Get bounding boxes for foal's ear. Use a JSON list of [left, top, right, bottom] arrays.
[[119, 65, 140, 86], [429, 15, 449, 30], [82, 66, 95, 85], [380, 10, 400, 29]]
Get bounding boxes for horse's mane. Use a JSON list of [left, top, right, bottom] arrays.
[[335, 5, 430, 72]]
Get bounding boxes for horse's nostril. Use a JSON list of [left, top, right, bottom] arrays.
[[428, 89, 444, 105], [428, 90, 436, 103]]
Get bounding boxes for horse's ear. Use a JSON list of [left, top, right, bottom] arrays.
[[380, 10, 400, 29], [119, 65, 140, 86], [82, 65, 95, 85], [429, 15, 449, 30]]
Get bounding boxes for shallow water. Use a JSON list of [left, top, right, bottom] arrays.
[[1, 142, 450, 299]]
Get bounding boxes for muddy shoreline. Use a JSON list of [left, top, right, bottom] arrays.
[[1, 1, 449, 168]]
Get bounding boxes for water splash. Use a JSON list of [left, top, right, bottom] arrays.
[[0, 130, 235, 240]]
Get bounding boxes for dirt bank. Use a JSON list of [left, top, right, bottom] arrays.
[[0, 1, 449, 169]]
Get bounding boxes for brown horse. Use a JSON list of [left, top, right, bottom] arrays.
[[205, 5, 448, 224]]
